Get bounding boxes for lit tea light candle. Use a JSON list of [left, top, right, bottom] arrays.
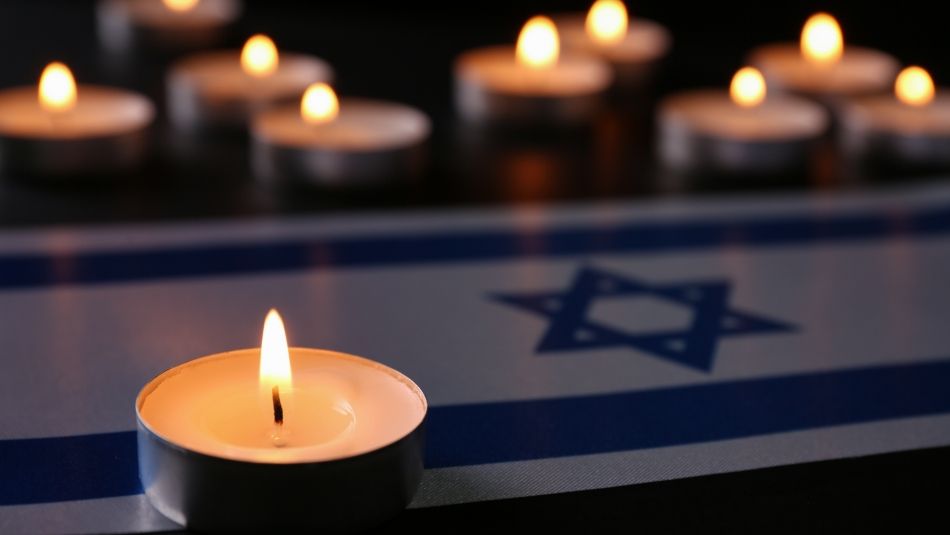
[[658, 66, 829, 173], [0, 62, 154, 177], [167, 34, 333, 131], [455, 15, 612, 123], [553, 0, 671, 87], [841, 66, 950, 167], [97, 0, 242, 53], [137, 309, 427, 532], [251, 83, 430, 187], [749, 13, 898, 102]]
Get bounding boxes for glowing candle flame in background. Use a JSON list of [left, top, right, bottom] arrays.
[[260, 309, 292, 392], [801, 13, 843, 65], [38, 62, 77, 113], [730, 67, 767, 108], [163, 0, 200, 12], [301, 83, 339, 125], [586, 0, 628, 46], [517, 16, 559, 69], [241, 34, 279, 78], [895, 66, 935, 107]]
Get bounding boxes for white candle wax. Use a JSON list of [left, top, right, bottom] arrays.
[[167, 50, 333, 130], [100, 0, 241, 30], [96, 0, 241, 55], [138, 348, 426, 463], [749, 44, 898, 99], [254, 98, 429, 151], [456, 45, 610, 99], [661, 91, 827, 140], [555, 15, 670, 75], [0, 86, 153, 139], [455, 46, 611, 122]]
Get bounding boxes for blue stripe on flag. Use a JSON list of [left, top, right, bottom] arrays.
[[3, 357, 950, 506], [0, 202, 945, 289]]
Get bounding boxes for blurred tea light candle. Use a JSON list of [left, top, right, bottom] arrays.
[[455, 15, 612, 123], [841, 66, 950, 166], [137, 309, 427, 532], [97, 0, 242, 52], [658, 67, 829, 173], [0, 62, 154, 177], [251, 83, 430, 187], [554, 0, 671, 87], [749, 13, 898, 100], [167, 34, 333, 131]]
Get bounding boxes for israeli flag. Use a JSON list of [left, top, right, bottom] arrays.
[[3, 183, 950, 533]]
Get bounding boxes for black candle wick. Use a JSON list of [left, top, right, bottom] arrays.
[[272, 385, 284, 426]]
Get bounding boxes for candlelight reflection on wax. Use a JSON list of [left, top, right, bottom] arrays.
[[301, 83, 339, 125], [801, 13, 843, 65], [241, 34, 279, 77], [517, 16, 559, 69], [895, 66, 934, 107], [163, 0, 200, 12], [38, 62, 77, 113], [730, 67, 766, 108], [586, 0, 628, 46]]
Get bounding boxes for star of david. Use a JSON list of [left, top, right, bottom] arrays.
[[491, 266, 796, 372]]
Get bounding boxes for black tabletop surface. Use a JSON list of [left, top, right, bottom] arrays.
[[2, 0, 949, 532]]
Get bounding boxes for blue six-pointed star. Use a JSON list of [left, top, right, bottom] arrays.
[[492, 266, 796, 372]]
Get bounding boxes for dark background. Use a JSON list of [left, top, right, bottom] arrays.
[[0, 1, 948, 531], [0, 0, 948, 228]]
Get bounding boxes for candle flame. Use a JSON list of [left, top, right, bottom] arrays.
[[730, 67, 767, 108], [801, 13, 843, 65], [241, 34, 279, 78], [517, 16, 559, 69], [163, 0, 199, 12], [38, 62, 77, 113], [586, 0, 628, 46], [260, 309, 292, 391], [301, 83, 339, 125], [895, 66, 934, 107]]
